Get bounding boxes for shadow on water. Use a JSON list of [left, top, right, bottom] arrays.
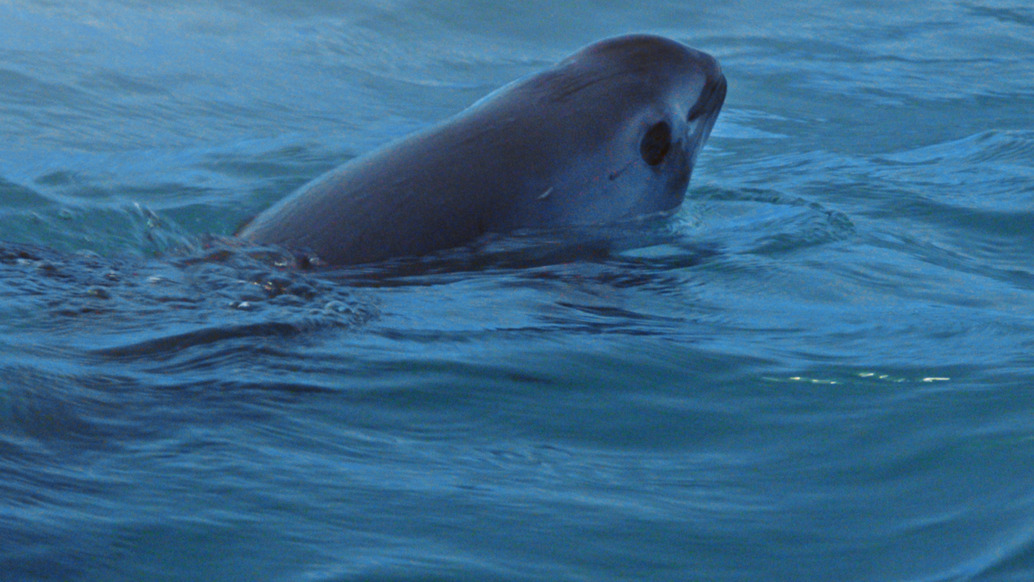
[[324, 219, 723, 288]]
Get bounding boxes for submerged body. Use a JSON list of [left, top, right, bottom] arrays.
[[238, 34, 726, 265]]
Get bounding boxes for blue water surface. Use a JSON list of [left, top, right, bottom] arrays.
[[2, 1, 1034, 581]]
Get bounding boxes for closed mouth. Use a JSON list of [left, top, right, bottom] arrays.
[[687, 73, 727, 123]]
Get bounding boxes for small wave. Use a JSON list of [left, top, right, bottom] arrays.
[[964, 4, 1034, 28], [0, 176, 50, 208], [881, 129, 1034, 168], [873, 130, 1034, 216], [0, 363, 152, 450], [931, 522, 1034, 581], [0, 239, 376, 361], [687, 186, 857, 256], [0, 197, 203, 259], [90, 321, 307, 360]]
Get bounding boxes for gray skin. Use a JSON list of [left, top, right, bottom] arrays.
[[238, 34, 727, 266]]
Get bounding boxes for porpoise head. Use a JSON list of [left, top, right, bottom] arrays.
[[480, 34, 727, 229]]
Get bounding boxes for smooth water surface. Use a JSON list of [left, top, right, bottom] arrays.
[[2, 1, 1034, 580]]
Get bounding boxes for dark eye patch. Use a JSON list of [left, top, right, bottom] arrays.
[[640, 121, 671, 166]]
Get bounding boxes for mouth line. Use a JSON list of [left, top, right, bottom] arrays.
[[687, 73, 728, 122]]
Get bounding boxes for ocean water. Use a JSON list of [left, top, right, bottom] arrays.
[[2, 0, 1034, 580]]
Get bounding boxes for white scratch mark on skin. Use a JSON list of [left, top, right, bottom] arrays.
[[537, 187, 554, 200]]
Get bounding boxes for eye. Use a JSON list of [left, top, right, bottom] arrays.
[[640, 121, 671, 166]]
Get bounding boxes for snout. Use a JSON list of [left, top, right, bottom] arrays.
[[688, 71, 727, 123]]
